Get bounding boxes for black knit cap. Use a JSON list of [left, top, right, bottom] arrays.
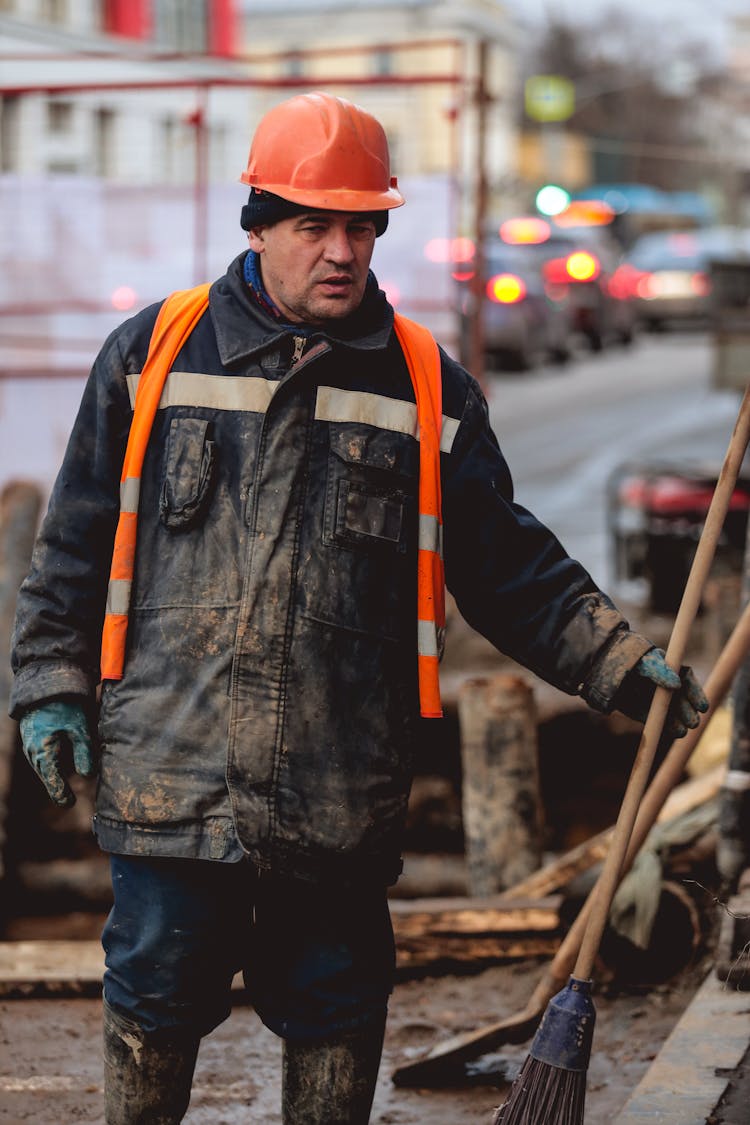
[[240, 188, 389, 236]]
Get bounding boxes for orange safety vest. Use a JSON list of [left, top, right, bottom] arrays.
[[100, 285, 445, 718]]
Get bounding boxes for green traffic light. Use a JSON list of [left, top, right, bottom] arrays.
[[536, 185, 571, 216]]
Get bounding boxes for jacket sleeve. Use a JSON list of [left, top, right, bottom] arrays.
[[442, 373, 652, 713], [9, 325, 139, 718]]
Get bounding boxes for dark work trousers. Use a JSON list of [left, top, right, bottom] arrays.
[[102, 854, 396, 1042]]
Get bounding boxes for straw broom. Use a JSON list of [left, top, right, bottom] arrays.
[[493, 383, 750, 1125]]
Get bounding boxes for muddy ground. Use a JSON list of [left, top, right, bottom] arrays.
[[0, 950, 719, 1124]]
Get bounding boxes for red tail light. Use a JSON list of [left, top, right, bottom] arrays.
[[499, 217, 551, 245], [691, 271, 711, 296], [543, 251, 601, 285], [542, 257, 570, 285], [609, 264, 643, 300], [486, 273, 526, 304], [635, 272, 657, 299]]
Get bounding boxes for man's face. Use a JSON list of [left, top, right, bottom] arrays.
[[247, 211, 377, 325]]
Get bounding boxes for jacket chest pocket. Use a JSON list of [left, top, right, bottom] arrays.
[[299, 424, 417, 642], [160, 417, 217, 530], [323, 426, 416, 555]]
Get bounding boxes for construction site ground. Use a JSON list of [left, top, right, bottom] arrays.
[[1, 945, 746, 1120], [2, 601, 749, 1122]]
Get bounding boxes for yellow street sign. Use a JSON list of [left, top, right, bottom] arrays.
[[525, 75, 575, 122]]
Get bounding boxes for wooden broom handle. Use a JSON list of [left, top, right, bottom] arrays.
[[573, 384, 750, 983], [523, 595, 750, 1014]]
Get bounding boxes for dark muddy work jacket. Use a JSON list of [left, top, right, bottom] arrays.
[[11, 253, 651, 885]]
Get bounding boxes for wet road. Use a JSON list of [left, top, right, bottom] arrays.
[[485, 330, 743, 591]]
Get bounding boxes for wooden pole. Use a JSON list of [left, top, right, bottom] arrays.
[[458, 674, 543, 895], [466, 38, 489, 388], [0, 481, 42, 880]]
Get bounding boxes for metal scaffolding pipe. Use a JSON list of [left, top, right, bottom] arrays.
[[0, 72, 462, 97]]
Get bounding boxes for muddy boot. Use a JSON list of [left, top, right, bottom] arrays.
[[282, 1013, 386, 1125], [102, 1000, 199, 1124]]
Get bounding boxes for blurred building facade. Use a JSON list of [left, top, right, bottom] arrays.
[[1, 0, 523, 213], [2, 0, 524, 484], [0, 0, 260, 432], [0, 0, 251, 183], [724, 12, 750, 223]]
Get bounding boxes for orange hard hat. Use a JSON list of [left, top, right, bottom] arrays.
[[240, 91, 405, 213]]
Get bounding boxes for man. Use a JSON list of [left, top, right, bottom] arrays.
[[11, 92, 707, 1124]]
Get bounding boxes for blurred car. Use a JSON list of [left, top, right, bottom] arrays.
[[617, 226, 750, 331], [454, 234, 577, 371], [515, 218, 638, 352]]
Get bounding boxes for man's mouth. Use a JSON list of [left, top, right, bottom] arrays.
[[318, 276, 353, 292]]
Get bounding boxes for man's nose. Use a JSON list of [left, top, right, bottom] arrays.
[[324, 228, 356, 264]]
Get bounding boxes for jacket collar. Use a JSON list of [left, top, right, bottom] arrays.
[[209, 253, 394, 368]]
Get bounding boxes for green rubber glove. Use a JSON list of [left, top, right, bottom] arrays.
[[19, 700, 96, 807], [613, 648, 709, 741]]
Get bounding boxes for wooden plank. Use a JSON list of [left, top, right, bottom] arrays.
[[395, 935, 559, 975], [612, 968, 750, 1124], [391, 894, 562, 976], [389, 894, 562, 936], [0, 940, 247, 998], [0, 940, 104, 996]]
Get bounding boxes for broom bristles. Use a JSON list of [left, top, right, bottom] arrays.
[[492, 1053, 587, 1124], [491, 976, 594, 1124]]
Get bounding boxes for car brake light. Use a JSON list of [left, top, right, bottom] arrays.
[[566, 251, 600, 282], [499, 217, 551, 245], [424, 237, 476, 263], [635, 272, 658, 299], [542, 257, 570, 285], [486, 273, 526, 304], [691, 271, 711, 296], [608, 264, 642, 300], [452, 268, 476, 283]]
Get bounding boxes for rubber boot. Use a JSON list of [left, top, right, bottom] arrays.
[[282, 1013, 386, 1125], [102, 1000, 200, 1124]]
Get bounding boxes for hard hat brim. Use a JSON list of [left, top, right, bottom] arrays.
[[239, 177, 405, 212]]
